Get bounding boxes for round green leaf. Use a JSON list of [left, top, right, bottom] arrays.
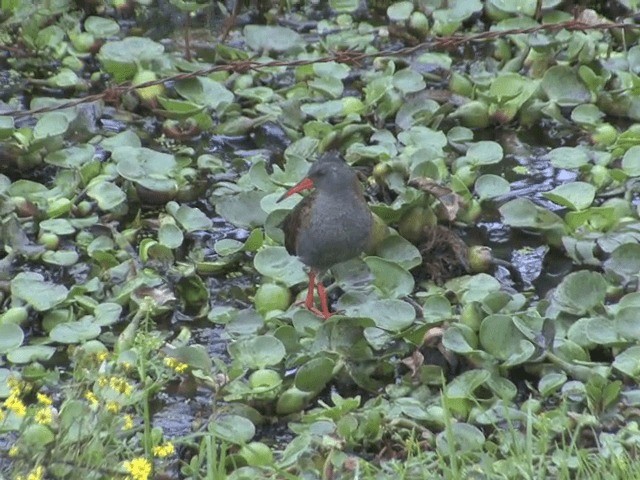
[[210, 414, 255, 443], [0, 323, 24, 354], [542, 65, 592, 106], [228, 335, 286, 368], [436, 423, 485, 455], [552, 271, 607, 315], [254, 246, 307, 287], [364, 257, 414, 298], [479, 314, 528, 361], [159, 222, 184, 249], [7, 345, 56, 364], [295, 357, 335, 392], [86, 180, 127, 211], [613, 346, 640, 380], [375, 234, 422, 270], [344, 299, 416, 331], [41, 250, 79, 267], [11, 272, 69, 312], [475, 174, 510, 200], [547, 147, 590, 169], [542, 182, 596, 211], [387, 1, 414, 20], [50, 319, 101, 344], [622, 146, 640, 177]]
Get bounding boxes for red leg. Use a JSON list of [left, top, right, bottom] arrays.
[[316, 281, 332, 319], [304, 271, 316, 310]]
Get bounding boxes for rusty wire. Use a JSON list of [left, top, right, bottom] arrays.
[[6, 18, 638, 119]]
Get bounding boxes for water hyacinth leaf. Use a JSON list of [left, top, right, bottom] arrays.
[[168, 203, 213, 232], [502, 340, 536, 367], [364, 257, 415, 298], [395, 96, 439, 130], [499, 198, 565, 230], [40, 218, 76, 235], [215, 191, 268, 228], [94, 303, 122, 327], [392, 69, 426, 94], [295, 357, 335, 392], [571, 104, 604, 126], [98, 37, 164, 81], [42, 250, 79, 266], [466, 141, 503, 165], [613, 346, 640, 380], [210, 415, 255, 443], [226, 309, 264, 336], [215, 239, 244, 256], [442, 324, 477, 353], [387, 1, 414, 21], [170, 345, 213, 373], [584, 317, 619, 345], [301, 100, 344, 120], [423, 295, 452, 323], [313, 62, 350, 79], [174, 77, 234, 110], [436, 422, 485, 455], [547, 147, 590, 169], [479, 314, 529, 361], [553, 271, 607, 315], [615, 307, 640, 341], [50, 318, 101, 343], [228, 335, 286, 368], [0, 116, 14, 138], [543, 182, 596, 211], [244, 25, 303, 52], [84, 15, 120, 37], [236, 86, 275, 102], [308, 76, 343, 99], [475, 174, 510, 200], [33, 112, 69, 140], [12, 272, 68, 311], [343, 299, 415, 331], [375, 234, 422, 270], [22, 424, 55, 448], [101, 130, 141, 151], [542, 65, 592, 106], [604, 243, 640, 284], [622, 146, 640, 176], [159, 222, 183, 248], [115, 147, 178, 193], [253, 246, 307, 287], [446, 369, 491, 399], [45, 145, 95, 168], [0, 324, 24, 354], [87, 180, 127, 210], [538, 372, 568, 397], [7, 345, 56, 364]]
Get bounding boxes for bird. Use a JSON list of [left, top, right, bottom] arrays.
[[277, 153, 373, 319]]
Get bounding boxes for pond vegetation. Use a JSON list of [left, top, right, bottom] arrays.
[[2, 0, 640, 478]]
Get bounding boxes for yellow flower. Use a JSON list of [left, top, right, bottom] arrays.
[[106, 401, 121, 414], [84, 391, 99, 407], [109, 376, 133, 396], [123, 457, 152, 480], [4, 394, 26, 416], [123, 414, 134, 430], [7, 376, 23, 394], [26, 465, 44, 480], [0, 408, 5, 422], [8, 445, 19, 457], [34, 407, 53, 426], [96, 351, 109, 362], [152, 442, 175, 458], [36, 393, 52, 406], [97, 376, 108, 387], [164, 357, 189, 374]]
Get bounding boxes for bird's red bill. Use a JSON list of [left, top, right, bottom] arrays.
[[277, 177, 314, 202]]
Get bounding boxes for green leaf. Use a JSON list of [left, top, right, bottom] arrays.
[[7, 345, 56, 364], [479, 314, 531, 362], [436, 423, 485, 455], [375, 234, 422, 270], [613, 346, 640, 380], [622, 146, 640, 177], [543, 182, 596, 211], [364, 257, 414, 298], [228, 335, 286, 368], [209, 415, 255, 443], [244, 25, 303, 52], [547, 147, 590, 169], [45, 145, 96, 169], [552, 271, 607, 315], [86, 180, 127, 211], [392, 69, 426, 94], [0, 323, 24, 354], [387, 1, 414, 20], [168, 203, 213, 232], [11, 272, 68, 311], [542, 65, 593, 106], [253, 246, 307, 287], [475, 174, 510, 200], [343, 299, 416, 331], [33, 112, 69, 141], [50, 318, 101, 343], [295, 357, 335, 392], [215, 191, 268, 228], [174, 77, 234, 110]]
